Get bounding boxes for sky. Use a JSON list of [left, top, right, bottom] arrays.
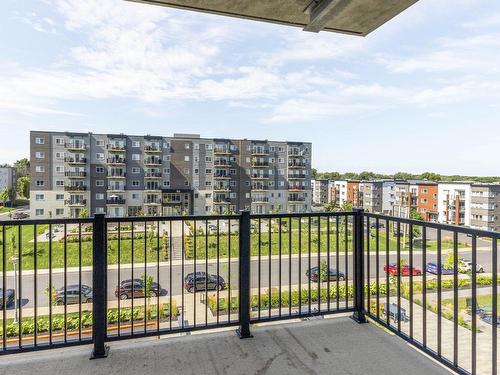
[[0, 0, 499, 176]]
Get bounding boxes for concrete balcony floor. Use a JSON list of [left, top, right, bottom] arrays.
[[0, 316, 451, 375]]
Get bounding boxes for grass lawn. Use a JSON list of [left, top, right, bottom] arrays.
[[0, 207, 15, 214], [442, 294, 500, 312]]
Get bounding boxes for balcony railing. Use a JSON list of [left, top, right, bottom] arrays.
[[288, 161, 307, 168], [64, 171, 87, 178], [144, 145, 161, 153], [251, 148, 269, 156], [65, 143, 87, 150], [64, 185, 87, 191], [0, 211, 498, 375], [145, 172, 162, 178], [144, 159, 162, 165], [108, 172, 126, 178], [288, 173, 306, 179], [64, 199, 87, 206], [107, 158, 126, 164], [250, 174, 269, 179], [250, 161, 269, 167], [64, 157, 87, 164], [107, 144, 126, 151], [288, 185, 306, 191], [106, 198, 126, 205], [214, 160, 231, 167], [214, 146, 231, 155], [251, 197, 269, 203]]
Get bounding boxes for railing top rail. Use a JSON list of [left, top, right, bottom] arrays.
[[105, 214, 237, 222], [250, 211, 356, 219], [0, 217, 94, 226], [365, 212, 500, 239]]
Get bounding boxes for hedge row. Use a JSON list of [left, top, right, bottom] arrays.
[[0, 302, 176, 338]]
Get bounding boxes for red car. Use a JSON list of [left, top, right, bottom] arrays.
[[384, 263, 422, 276]]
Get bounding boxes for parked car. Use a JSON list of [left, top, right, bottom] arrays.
[[458, 259, 484, 273], [184, 272, 226, 293], [306, 266, 345, 282], [0, 288, 14, 309], [369, 221, 385, 229], [115, 278, 162, 300], [426, 262, 454, 275], [12, 211, 29, 220], [55, 284, 93, 305], [383, 263, 422, 276], [382, 303, 410, 323]]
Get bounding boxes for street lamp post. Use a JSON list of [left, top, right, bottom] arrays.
[[10, 256, 19, 323]]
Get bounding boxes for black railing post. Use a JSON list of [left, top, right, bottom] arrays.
[[90, 213, 109, 359], [352, 208, 367, 323], [237, 210, 253, 338]]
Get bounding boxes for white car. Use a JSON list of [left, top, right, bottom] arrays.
[[459, 259, 484, 273]]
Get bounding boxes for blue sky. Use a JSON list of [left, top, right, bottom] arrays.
[[0, 0, 499, 176]]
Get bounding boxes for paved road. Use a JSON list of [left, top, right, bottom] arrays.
[[2, 248, 497, 310]]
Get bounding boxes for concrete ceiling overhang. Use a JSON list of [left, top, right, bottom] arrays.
[[128, 0, 418, 36]]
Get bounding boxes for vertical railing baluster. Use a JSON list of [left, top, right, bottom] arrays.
[[49, 223, 52, 347], [396, 221, 401, 332], [409, 223, 414, 339], [352, 209, 365, 323], [385, 220, 390, 326], [117, 223, 121, 337], [143, 220, 147, 334], [216, 219, 220, 325], [453, 231, 458, 367], [237, 211, 251, 338], [131, 223, 134, 335], [181, 219, 185, 330], [205, 220, 208, 327], [375, 218, 380, 320], [317, 216, 321, 313], [2, 225, 6, 352], [268, 218, 272, 318], [336, 216, 339, 311], [193, 219, 197, 327], [366, 216, 370, 317], [345, 215, 349, 309], [327, 216, 331, 312], [288, 217, 292, 317], [91, 213, 108, 359], [169, 220, 173, 331], [227, 219, 231, 323], [156, 220, 160, 334], [34, 224, 38, 347], [258, 217, 261, 319], [18, 225, 22, 349], [78, 223, 82, 342], [471, 234, 477, 375], [492, 238, 497, 375], [63, 224, 67, 344], [278, 217, 282, 318], [299, 218, 302, 316], [422, 226, 427, 348], [437, 228, 442, 357], [308, 216, 311, 314]]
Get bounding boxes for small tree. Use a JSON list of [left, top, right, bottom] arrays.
[[17, 176, 30, 198], [141, 274, 156, 320], [319, 260, 329, 282], [0, 187, 9, 207], [161, 231, 169, 260], [45, 285, 57, 306], [323, 202, 338, 212], [79, 208, 88, 218], [148, 224, 156, 251]]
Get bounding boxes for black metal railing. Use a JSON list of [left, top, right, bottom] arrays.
[[0, 210, 498, 375]]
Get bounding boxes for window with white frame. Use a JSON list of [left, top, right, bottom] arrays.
[[184, 156, 190, 162], [132, 141, 140, 148], [132, 167, 140, 174], [96, 167, 105, 174], [96, 193, 104, 200], [96, 140, 105, 147], [35, 166, 45, 173], [56, 180, 64, 187], [35, 209, 44, 216], [36, 180, 44, 187], [56, 194, 64, 201], [35, 137, 45, 144], [55, 138, 64, 145], [35, 194, 44, 201], [132, 154, 140, 161], [132, 180, 140, 187], [35, 152, 45, 159], [55, 152, 64, 159], [56, 209, 64, 216], [96, 180, 104, 187]]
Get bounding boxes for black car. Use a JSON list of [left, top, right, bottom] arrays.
[[306, 267, 345, 282], [115, 278, 162, 300], [184, 272, 226, 293], [370, 221, 385, 229], [0, 289, 15, 309], [55, 284, 93, 305]]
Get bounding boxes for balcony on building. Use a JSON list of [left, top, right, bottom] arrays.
[[287, 146, 306, 156], [108, 169, 126, 178], [144, 157, 162, 166], [145, 182, 161, 192], [64, 141, 87, 151], [144, 142, 161, 153], [144, 193, 162, 205], [251, 173, 269, 179], [251, 146, 269, 156], [64, 156, 87, 165], [107, 142, 126, 152], [144, 170, 162, 179], [65, 198, 87, 206], [107, 156, 126, 165], [106, 196, 126, 205], [250, 157, 269, 167], [214, 183, 231, 192], [214, 170, 231, 179], [214, 195, 231, 204], [251, 183, 268, 191], [288, 159, 307, 168], [288, 185, 306, 191], [107, 183, 126, 192], [214, 157, 231, 167], [64, 184, 87, 191], [214, 144, 231, 155], [251, 195, 269, 203], [64, 171, 87, 178], [288, 172, 306, 179], [288, 193, 306, 202]]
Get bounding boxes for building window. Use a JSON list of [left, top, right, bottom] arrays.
[[96, 180, 104, 187], [55, 166, 64, 173], [55, 152, 64, 159], [278, 158, 284, 164], [56, 180, 64, 187], [184, 156, 190, 162], [184, 181, 189, 187], [35, 194, 44, 201], [35, 166, 45, 173], [270, 146, 275, 152], [96, 167, 105, 174], [56, 194, 64, 201], [205, 181, 212, 186], [132, 193, 139, 199], [184, 168, 190, 175], [184, 143, 190, 149], [95, 207, 105, 214], [132, 167, 140, 174], [164, 181, 170, 187], [56, 209, 64, 216], [132, 141, 140, 148], [96, 193, 104, 200], [230, 181, 236, 187], [35, 137, 45, 145], [96, 140, 105, 147], [96, 153, 105, 161], [55, 138, 64, 145], [36, 180, 44, 187], [194, 143, 199, 150], [205, 193, 212, 198], [132, 154, 140, 161], [205, 169, 212, 174], [206, 144, 213, 150], [230, 169, 237, 175], [35, 152, 45, 159], [278, 147, 284, 152], [163, 168, 170, 174], [132, 180, 140, 187], [205, 156, 212, 162], [164, 155, 170, 161], [35, 209, 44, 216], [163, 142, 170, 149]]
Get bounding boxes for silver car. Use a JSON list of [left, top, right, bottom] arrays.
[[55, 284, 93, 305]]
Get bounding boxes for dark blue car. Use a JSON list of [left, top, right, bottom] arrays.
[[426, 262, 454, 275]]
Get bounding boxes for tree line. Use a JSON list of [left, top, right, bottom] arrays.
[[0, 158, 30, 207], [311, 169, 500, 183]]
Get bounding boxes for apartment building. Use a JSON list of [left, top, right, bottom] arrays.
[[330, 180, 347, 207], [470, 184, 500, 232], [437, 182, 472, 226], [346, 180, 360, 207], [312, 179, 329, 206], [0, 167, 17, 206], [358, 180, 394, 214], [416, 182, 438, 222], [30, 132, 312, 218]]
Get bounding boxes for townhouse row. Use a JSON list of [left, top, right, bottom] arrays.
[[30, 131, 312, 219], [312, 179, 500, 232]]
